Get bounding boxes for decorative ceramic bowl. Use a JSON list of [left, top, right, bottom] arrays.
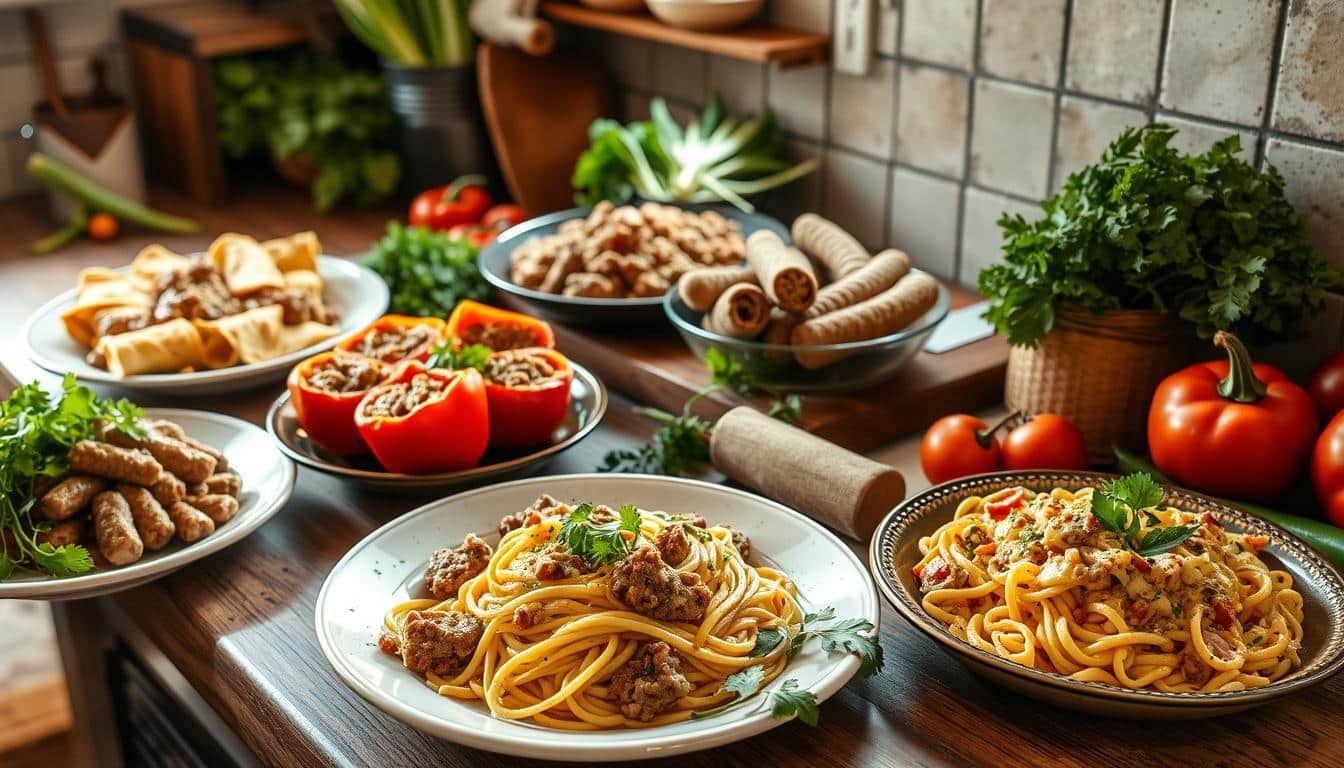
[[646, 0, 764, 31], [869, 470, 1344, 719]]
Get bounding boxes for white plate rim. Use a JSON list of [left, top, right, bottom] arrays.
[[0, 408, 296, 600], [314, 473, 879, 761], [23, 256, 389, 389]]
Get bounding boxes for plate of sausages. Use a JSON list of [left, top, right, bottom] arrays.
[[0, 408, 295, 600]]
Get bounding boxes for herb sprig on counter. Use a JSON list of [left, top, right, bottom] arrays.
[[598, 349, 802, 476], [363, 221, 491, 317], [551, 503, 643, 567], [0, 376, 144, 580], [979, 124, 1337, 347], [1090, 473, 1200, 559], [692, 608, 882, 725]]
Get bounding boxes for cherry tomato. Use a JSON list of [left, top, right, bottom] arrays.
[[1312, 410, 1344, 527], [408, 175, 492, 231], [446, 224, 496, 247], [87, 212, 119, 241], [482, 203, 527, 232], [1001, 413, 1089, 471], [920, 414, 1004, 485], [1309, 350, 1344, 423]]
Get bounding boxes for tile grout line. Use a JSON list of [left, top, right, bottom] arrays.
[[954, 0, 986, 284], [1256, 0, 1293, 170], [1045, 0, 1076, 195], [883, 2, 903, 251], [1151, 0, 1175, 123]]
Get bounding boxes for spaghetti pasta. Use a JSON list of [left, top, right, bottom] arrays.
[[914, 486, 1304, 693], [379, 498, 803, 728]]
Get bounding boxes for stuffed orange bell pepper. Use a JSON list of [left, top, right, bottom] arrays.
[[354, 361, 489, 473], [446, 300, 555, 351], [339, 315, 446, 363], [287, 350, 390, 456], [480, 347, 573, 447], [1149, 331, 1317, 501]]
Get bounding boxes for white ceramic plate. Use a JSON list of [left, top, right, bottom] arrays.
[[0, 408, 295, 600], [24, 256, 389, 396], [315, 474, 879, 761]]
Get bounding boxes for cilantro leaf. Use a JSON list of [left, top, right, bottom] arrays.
[[1134, 523, 1201, 558], [767, 394, 803, 425], [551, 502, 641, 568], [750, 627, 787, 658], [769, 679, 819, 726], [425, 342, 492, 371], [1101, 473, 1165, 514], [721, 665, 765, 700], [789, 611, 884, 677], [705, 348, 753, 397]]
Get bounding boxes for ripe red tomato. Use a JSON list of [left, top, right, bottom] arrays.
[[920, 414, 1004, 485], [446, 224, 496, 247], [408, 175, 492, 231], [1309, 350, 1344, 422], [1001, 413, 1089, 471], [1312, 410, 1344, 527], [482, 203, 527, 232]]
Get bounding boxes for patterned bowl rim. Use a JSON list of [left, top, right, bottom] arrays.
[[868, 469, 1344, 705]]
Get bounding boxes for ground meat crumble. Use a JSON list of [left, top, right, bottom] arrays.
[[424, 533, 492, 600], [398, 609, 483, 676], [459, 322, 539, 351], [611, 545, 711, 623], [607, 641, 690, 721], [482, 350, 557, 387], [306, 351, 386, 394], [355, 324, 438, 362], [360, 374, 445, 418]]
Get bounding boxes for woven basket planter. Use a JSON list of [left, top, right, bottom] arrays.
[[1005, 306, 1192, 465]]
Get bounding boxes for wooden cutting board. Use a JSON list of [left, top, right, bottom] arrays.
[[504, 283, 1009, 454]]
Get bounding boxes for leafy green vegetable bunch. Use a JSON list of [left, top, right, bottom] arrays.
[[215, 52, 400, 212], [363, 221, 491, 316], [979, 124, 1336, 347], [573, 94, 817, 213], [0, 376, 144, 580]]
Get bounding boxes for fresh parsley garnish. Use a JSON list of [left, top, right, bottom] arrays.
[[362, 221, 490, 317], [1, 375, 144, 579], [691, 607, 880, 725], [1090, 473, 1200, 559], [598, 351, 803, 476], [550, 503, 643, 567], [425, 342, 492, 371]]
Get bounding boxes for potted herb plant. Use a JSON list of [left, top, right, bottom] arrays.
[[978, 124, 1337, 463], [332, 0, 491, 194]]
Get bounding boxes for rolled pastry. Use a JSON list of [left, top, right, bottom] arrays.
[[95, 318, 206, 376], [195, 305, 337, 367], [129, 244, 190, 281], [61, 271, 154, 347], [208, 234, 286, 296], [262, 231, 321, 272]]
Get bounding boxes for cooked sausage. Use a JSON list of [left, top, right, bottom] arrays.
[[69, 441, 162, 486], [186, 494, 238, 525], [118, 485, 176, 550], [36, 476, 107, 520], [92, 491, 144, 566], [150, 474, 187, 507], [166, 502, 215, 543], [36, 519, 85, 548], [100, 426, 216, 483], [204, 473, 241, 498], [147, 419, 229, 472]]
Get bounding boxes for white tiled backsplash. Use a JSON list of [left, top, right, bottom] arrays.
[[3, 0, 1343, 306], [597, 0, 1344, 360]]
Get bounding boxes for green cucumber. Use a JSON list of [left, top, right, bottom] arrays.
[[27, 153, 199, 234], [1114, 447, 1344, 569]]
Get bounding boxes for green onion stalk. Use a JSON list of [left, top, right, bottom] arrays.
[[332, 0, 475, 67]]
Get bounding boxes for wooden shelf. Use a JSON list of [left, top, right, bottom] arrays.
[[540, 2, 829, 68]]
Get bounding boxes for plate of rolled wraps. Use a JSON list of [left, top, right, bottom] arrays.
[[478, 202, 790, 328], [1, 408, 295, 600], [663, 213, 950, 392]]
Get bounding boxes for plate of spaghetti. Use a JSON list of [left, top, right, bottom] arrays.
[[870, 470, 1344, 719], [315, 474, 880, 760]]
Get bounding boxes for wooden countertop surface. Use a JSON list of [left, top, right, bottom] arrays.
[[2, 185, 1341, 768]]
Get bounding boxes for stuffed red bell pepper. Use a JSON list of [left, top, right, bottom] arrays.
[[354, 362, 489, 474], [480, 347, 573, 447], [339, 315, 446, 363], [287, 350, 391, 456], [446, 300, 555, 351]]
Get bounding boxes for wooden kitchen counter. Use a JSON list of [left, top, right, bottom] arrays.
[[1, 186, 1341, 768]]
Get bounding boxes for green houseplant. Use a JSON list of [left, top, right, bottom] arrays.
[[977, 124, 1337, 462]]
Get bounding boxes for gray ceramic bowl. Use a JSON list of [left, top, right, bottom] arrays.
[[477, 205, 789, 329], [664, 269, 950, 392], [869, 470, 1344, 719], [266, 362, 606, 493]]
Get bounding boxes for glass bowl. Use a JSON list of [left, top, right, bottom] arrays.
[[663, 269, 951, 392]]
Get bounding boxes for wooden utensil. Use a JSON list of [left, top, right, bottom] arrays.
[[24, 9, 68, 119], [477, 43, 609, 214]]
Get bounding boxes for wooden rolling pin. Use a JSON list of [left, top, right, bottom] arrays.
[[709, 406, 905, 542]]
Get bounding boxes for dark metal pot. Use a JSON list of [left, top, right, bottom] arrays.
[[383, 63, 496, 196]]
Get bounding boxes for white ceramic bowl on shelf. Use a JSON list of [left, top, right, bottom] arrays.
[[579, 0, 646, 10], [646, 0, 764, 31]]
